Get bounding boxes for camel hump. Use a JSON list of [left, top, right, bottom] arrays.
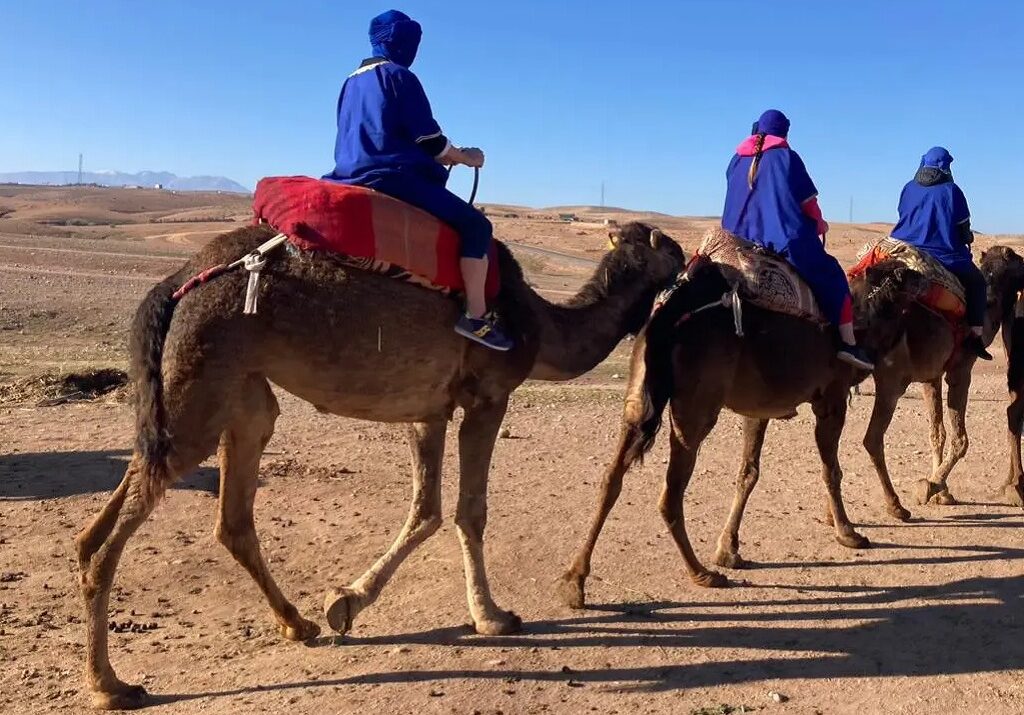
[[696, 227, 826, 323]]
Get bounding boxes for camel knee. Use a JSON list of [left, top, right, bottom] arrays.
[[658, 497, 680, 526], [410, 514, 443, 540], [215, 517, 255, 553]]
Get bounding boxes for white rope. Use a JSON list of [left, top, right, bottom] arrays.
[[236, 232, 288, 316], [730, 288, 744, 337], [683, 290, 743, 337], [243, 253, 267, 315]]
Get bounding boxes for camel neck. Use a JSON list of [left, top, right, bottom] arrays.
[[527, 274, 653, 381]]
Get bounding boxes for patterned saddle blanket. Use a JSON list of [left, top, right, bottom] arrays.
[[252, 176, 499, 300], [847, 236, 966, 320], [696, 227, 825, 323]]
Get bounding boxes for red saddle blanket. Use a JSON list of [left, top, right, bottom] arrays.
[[252, 176, 498, 299]]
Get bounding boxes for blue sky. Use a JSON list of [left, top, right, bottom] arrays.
[[3, 1, 1022, 232]]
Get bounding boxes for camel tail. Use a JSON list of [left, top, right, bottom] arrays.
[[625, 258, 729, 463], [129, 274, 181, 502]]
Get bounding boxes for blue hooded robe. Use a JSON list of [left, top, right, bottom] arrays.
[[721, 110, 851, 326], [890, 147, 972, 270], [323, 10, 491, 258]]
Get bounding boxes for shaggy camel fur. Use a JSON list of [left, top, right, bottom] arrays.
[[856, 246, 1024, 519], [75, 221, 684, 709], [558, 256, 927, 609]]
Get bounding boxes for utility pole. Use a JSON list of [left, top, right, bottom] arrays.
[[600, 181, 605, 208], [77, 153, 83, 185], [849, 195, 853, 223]]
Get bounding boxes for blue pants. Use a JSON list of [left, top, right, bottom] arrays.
[[948, 262, 987, 327], [363, 173, 492, 259], [769, 235, 852, 326]]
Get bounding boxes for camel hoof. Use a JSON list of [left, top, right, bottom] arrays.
[[836, 532, 871, 549], [692, 570, 729, 588], [914, 479, 943, 506], [324, 588, 360, 634], [90, 684, 148, 710], [713, 550, 750, 570], [556, 573, 586, 610], [998, 483, 1024, 507], [280, 616, 321, 642], [887, 504, 912, 522], [474, 610, 522, 636], [931, 489, 959, 506]]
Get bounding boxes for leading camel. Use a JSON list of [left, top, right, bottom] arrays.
[[75, 220, 684, 709], [558, 255, 926, 609], [859, 245, 1024, 519]]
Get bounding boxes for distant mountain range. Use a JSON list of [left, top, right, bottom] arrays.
[[0, 170, 249, 194]]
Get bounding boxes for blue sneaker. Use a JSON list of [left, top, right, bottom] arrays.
[[455, 312, 514, 351]]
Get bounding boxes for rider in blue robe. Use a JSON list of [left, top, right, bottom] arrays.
[[721, 109, 874, 370], [890, 147, 990, 359], [324, 10, 512, 351]]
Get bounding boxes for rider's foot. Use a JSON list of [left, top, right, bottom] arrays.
[[963, 333, 993, 361], [455, 312, 514, 351], [837, 343, 875, 371]]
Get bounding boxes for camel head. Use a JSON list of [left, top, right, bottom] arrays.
[[852, 260, 929, 355], [981, 246, 1024, 325], [598, 221, 687, 333]]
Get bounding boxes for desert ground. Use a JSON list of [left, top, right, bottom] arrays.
[[1, 184, 1022, 714]]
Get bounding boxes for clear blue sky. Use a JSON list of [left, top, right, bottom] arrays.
[[3, 1, 1022, 232]]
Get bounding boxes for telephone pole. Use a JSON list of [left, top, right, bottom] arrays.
[[77, 154, 83, 185], [848, 196, 853, 223], [600, 181, 605, 208]]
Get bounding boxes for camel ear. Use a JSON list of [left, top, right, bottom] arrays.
[[649, 228, 664, 249], [607, 232, 621, 251]]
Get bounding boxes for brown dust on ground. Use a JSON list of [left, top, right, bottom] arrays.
[[0, 186, 1022, 714]]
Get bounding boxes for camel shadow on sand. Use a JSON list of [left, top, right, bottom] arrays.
[[150, 564, 1024, 704], [0, 449, 218, 500]]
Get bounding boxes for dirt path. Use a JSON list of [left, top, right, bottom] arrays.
[[1, 204, 1023, 713]]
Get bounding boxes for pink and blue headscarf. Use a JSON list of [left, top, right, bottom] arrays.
[[370, 10, 422, 68]]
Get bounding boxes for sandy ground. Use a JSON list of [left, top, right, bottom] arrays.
[[1, 187, 1022, 714]]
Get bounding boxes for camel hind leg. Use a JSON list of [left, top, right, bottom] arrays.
[[713, 417, 770, 569], [215, 377, 320, 641], [324, 418, 445, 634], [77, 447, 211, 710], [662, 401, 728, 588], [922, 379, 947, 476]]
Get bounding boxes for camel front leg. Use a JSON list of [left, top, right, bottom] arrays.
[[714, 417, 770, 569], [324, 419, 445, 634], [863, 373, 912, 520], [1004, 388, 1024, 507], [814, 388, 870, 549], [558, 421, 642, 609], [918, 365, 973, 505], [455, 397, 521, 635], [922, 378, 947, 475]]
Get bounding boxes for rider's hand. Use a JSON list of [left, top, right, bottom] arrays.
[[459, 147, 485, 169]]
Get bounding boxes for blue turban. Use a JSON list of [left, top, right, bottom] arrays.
[[756, 109, 791, 139], [370, 10, 422, 68], [920, 146, 953, 174]]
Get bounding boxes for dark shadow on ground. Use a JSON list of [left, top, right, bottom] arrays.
[[0, 449, 217, 499], [149, 573, 1024, 703]]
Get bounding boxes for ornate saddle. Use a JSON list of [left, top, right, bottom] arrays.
[[847, 236, 966, 322], [695, 227, 826, 323]]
